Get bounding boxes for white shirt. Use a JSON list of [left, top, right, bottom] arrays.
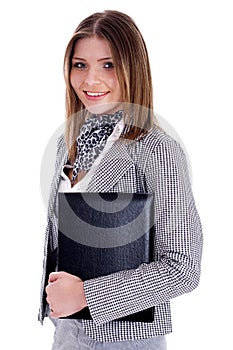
[[58, 119, 125, 193]]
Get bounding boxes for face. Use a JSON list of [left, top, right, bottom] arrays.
[[70, 36, 122, 114]]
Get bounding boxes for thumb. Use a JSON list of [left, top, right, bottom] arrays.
[[48, 271, 65, 283]]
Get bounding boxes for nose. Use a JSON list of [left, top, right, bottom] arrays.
[[84, 67, 101, 86]]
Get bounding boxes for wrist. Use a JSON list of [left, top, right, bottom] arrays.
[[81, 282, 88, 308]]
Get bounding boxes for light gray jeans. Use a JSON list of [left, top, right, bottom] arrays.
[[51, 319, 167, 350]]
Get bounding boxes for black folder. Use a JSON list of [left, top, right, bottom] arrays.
[[58, 192, 155, 322]]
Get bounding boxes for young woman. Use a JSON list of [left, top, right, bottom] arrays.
[[39, 10, 203, 349]]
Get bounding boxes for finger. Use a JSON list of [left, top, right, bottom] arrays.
[[50, 309, 57, 319], [50, 306, 61, 319], [48, 271, 63, 283], [46, 292, 51, 303], [45, 288, 49, 299], [45, 279, 55, 296]]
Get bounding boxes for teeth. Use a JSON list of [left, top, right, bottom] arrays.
[[86, 91, 107, 97]]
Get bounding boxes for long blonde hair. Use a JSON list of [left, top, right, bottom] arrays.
[[63, 10, 154, 162]]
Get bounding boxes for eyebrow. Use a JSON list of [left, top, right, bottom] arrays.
[[72, 56, 113, 62]]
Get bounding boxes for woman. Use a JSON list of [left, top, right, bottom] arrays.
[[39, 10, 203, 349]]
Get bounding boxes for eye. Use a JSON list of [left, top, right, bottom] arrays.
[[72, 62, 86, 69], [103, 61, 114, 69]]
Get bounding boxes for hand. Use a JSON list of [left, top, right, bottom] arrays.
[[45, 271, 88, 319]]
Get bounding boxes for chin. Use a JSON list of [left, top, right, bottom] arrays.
[[86, 102, 123, 115]]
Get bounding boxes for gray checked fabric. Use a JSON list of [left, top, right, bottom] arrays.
[[38, 124, 203, 343]]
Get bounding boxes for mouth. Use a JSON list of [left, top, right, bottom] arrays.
[[83, 90, 110, 100]]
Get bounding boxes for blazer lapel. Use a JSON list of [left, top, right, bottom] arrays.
[[48, 145, 68, 218], [49, 137, 134, 212], [87, 139, 134, 192]]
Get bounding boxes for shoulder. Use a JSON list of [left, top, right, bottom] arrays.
[[123, 125, 188, 175], [57, 133, 66, 150], [54, 133, 68, 169], [139, 125, 185, 157], [140, 126, 191, 188], [56, 133, 68, 159]]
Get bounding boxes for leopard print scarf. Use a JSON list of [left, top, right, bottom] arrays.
[[72, 110, 123, 183]]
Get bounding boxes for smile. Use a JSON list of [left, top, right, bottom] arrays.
[[84, 91, 109, 98]]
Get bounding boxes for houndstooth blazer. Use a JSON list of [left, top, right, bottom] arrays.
[[38, 125, 203, 342]]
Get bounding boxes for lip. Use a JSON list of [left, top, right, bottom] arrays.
[[83, 90, 110, 100]]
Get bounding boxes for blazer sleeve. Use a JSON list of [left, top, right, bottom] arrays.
[[83, 137, 203, 325]]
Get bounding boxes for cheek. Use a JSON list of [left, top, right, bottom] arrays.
[[112, 79, 122, 98], [107, 74, 121, 92], [70, 72, 81, 90], [110, 74, 119, 87]]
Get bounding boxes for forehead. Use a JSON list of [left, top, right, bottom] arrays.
[[72, 36, 112, 58]]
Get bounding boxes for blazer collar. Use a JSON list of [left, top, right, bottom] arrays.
[[50, 138, 134, 212], [87, 139, 134, 192]]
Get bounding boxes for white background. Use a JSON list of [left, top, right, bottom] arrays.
[[0, 0, 232, 349]]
